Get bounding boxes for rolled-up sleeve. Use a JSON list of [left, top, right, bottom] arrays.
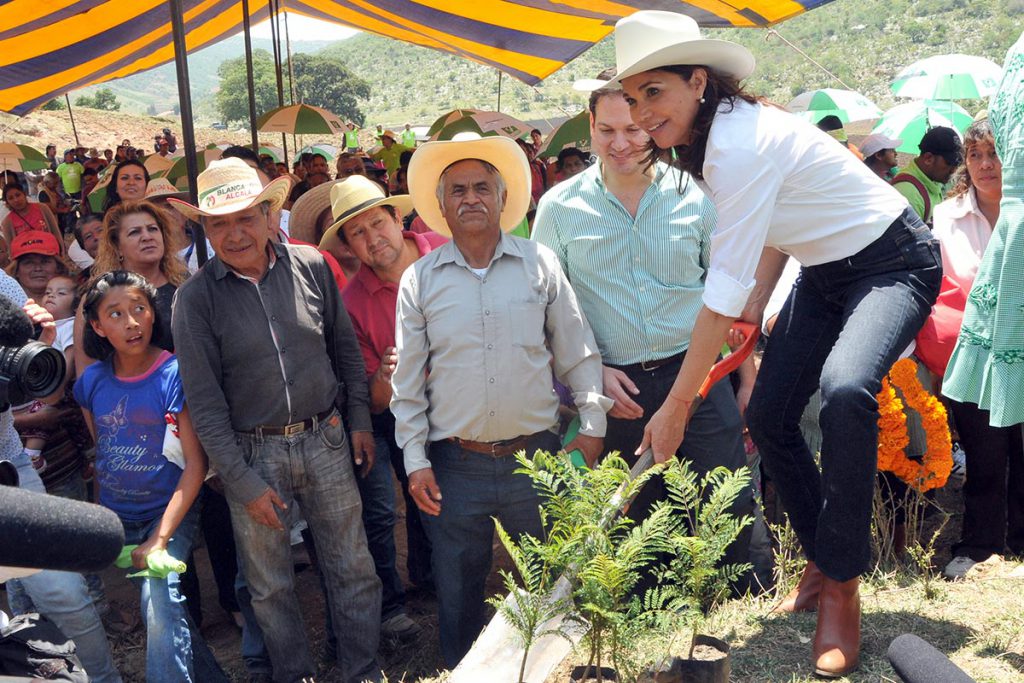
[[701, 147, 783, 317], [540, 250, 611, 437], [391, 266, 432, 474], [172, 285, 268, 504]]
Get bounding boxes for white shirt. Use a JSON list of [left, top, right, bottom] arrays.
[[698, 100, 909, 317], [67, 240, 94, 270], [53, 317, 75, 354], [932, 188, 993, 293]]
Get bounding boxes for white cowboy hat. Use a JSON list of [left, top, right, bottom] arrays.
[[611, 11, 755, 84], [319, 175, 414, 249], [166, 157, 291, 222], [408, 133, 530, 237]]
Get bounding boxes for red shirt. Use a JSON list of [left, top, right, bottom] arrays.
[[342, 231, 447, 377], [286, 235, 348, 291]]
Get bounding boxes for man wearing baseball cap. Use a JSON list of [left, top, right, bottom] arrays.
[[168, 158, 383, 682], [892, 126, 963, 225], [860, 133, 903, 181], [391, 135, 610, 667]]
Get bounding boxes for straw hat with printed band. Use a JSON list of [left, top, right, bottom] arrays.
[[319, 175, 414, 249], [610, 11, 755, 85], [144, 177, 189, 201], [408, 134, 530, 237], [166, 157, 291, 222]]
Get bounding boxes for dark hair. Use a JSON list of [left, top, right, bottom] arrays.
[[81, 271, 167, 361], [82, 167, 98, 178], [311, 153, 327, 163], [103, 159, 150, 212], [556, 147, 590, 172], [74, 214, 103, 249], [640, 65, 758, 180], [2, 183, 26, 202], [531, 128, 542, 136], [221, 145, 261, 166], [399, 151, 413, 168], [949, 119, 997, 199]]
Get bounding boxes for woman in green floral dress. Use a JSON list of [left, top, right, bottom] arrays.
[[944, 30, 1024, 427]]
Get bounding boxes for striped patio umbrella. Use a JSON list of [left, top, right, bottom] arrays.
[[871, 100, 973, 154], [891, 54, 1003, 101], [154, 148, 223, 185], [296, 144, 339, 162], [786, 88, 883, 124], [538, 111, 591, 159], [428, 109, 532, 141], [257, 104, 345, 136], [0, 143, 48, 172]]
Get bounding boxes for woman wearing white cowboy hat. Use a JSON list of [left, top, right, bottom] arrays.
[[609, 10, 942, 677]]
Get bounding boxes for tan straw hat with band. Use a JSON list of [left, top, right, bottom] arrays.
[[611, 11, 755, 84], [407, 134, 530, 237], [166, 157, 291, 222], [319, 175, 414, 249]]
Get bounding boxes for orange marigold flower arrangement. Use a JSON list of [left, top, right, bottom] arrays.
[[875, 358, 953, 492]]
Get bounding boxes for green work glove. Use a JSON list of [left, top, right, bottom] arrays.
[[115, 545, 187, 579]]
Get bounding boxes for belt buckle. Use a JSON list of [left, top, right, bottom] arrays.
[[282, 421, 305, 436], [640, 359, 659, 372]]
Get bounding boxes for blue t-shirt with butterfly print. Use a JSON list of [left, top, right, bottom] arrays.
[[74, 351, 185, 522]]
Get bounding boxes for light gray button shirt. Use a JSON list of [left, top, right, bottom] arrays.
[[391, 233, 611, 474]]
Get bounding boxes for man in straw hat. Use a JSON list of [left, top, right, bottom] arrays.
[[168, 158, 383, 683], [391, 135, 611, 667], [322, 175, 448, 641]]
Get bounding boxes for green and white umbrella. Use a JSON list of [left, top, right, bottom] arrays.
[[538, 110, 590, 159], [871, 100, 973, 154], [427, 109, 531, 141], [0, 143, 48, 172], [786, 88, 883, 124], [296, 144, 339, 162], [258, 145, 284, 163], [153, 148, 223, 186], [891, 54, 1003, 101], [257, 103, 345, 136]]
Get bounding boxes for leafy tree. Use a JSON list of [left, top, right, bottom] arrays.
[[41, 98, 65, 111], [74, 88, 120, 111], [290, 53, 370, 125], [215, 49, 280, 125]]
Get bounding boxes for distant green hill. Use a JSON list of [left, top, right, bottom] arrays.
[[82, 0, 1022, 127]]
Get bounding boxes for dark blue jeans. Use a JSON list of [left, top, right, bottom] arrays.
[[422, 430, 560, 668], [747, 209, 942, 582]]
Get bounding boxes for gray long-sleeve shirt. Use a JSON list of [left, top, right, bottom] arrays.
[[172, 242, 371, 503]]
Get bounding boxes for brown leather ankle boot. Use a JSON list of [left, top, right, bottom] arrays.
[[771, 560, 823, 614], [812, 575, 860, 677]]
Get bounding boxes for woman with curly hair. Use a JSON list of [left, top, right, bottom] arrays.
[[74, 199, 187, 373]]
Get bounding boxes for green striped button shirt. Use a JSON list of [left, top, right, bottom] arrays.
[[533, 161, 716, 366]]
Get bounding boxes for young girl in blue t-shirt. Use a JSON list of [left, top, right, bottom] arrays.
[[74, 270, 218, 683]]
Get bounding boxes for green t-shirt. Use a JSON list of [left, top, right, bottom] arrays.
[[371, 144, 412, 176], [401, 129, 417, 147], [892, 159, 943, 224], [344, 129, 359, 148], [56, 161, 84, 194]]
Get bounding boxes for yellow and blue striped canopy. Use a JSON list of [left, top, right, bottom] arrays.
[[0, 0, 836, 115]]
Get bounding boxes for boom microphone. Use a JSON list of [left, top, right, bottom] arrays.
[[887, 633, 976, 683], [0, 485, 124, 573]]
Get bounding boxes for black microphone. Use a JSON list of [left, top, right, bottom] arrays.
[[887, 633, 976, 683], [0, 485, 124, 573]]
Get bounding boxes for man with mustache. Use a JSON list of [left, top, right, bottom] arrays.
[[391, 135, 610, 667]]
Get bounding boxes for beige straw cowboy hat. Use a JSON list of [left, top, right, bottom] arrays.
[[166, 157, 290, 222], [144, 177, 188, 201], [611, 11, 755, 84], [319, 175, 414, 249], [407, 134, 530, 237]]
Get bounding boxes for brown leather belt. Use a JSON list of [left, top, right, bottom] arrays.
[[610, 350, 686, 374], [446, 431, 544, 457], [248, 408, 335, 437]]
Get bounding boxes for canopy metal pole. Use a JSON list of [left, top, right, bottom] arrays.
[[64, 95, 80, 147], [284, 9, 297, 155], [241, 0, 259, 151], [169, 0, 209, 266], [496, 71, 503, 112], [268, 0, 288, 164]]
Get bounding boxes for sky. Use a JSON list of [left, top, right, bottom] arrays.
[[248, 13, 360, 42]]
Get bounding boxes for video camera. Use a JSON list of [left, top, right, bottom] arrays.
[[0, 341, 65, 412]]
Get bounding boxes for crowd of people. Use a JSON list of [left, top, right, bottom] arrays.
[[0, 13, 1020, 683]]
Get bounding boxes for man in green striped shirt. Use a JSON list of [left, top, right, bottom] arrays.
[[533, 85, 753, 566]]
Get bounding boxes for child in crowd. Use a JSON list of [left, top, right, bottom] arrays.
[[75, 270, 219, 683]]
